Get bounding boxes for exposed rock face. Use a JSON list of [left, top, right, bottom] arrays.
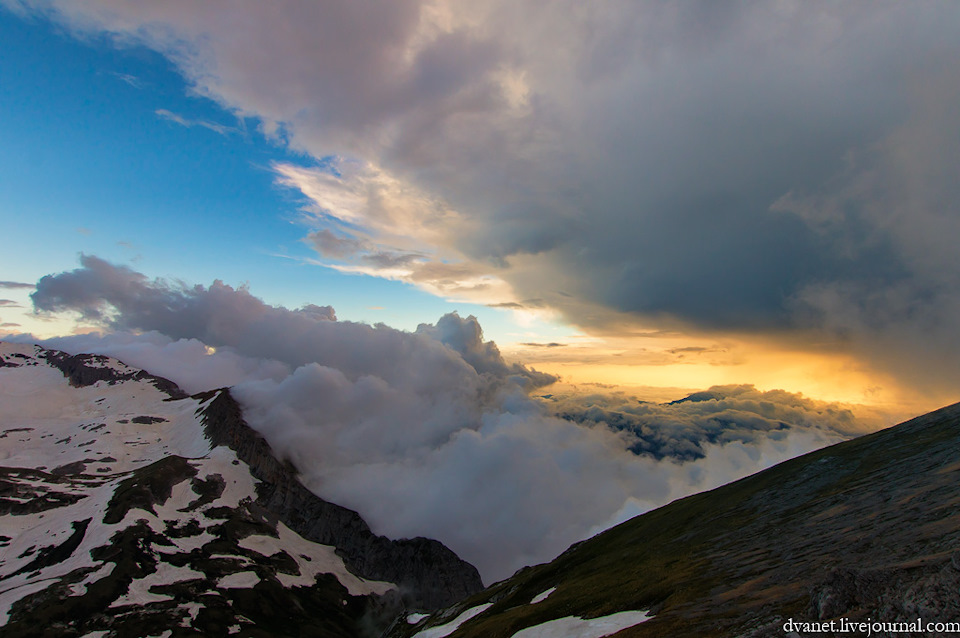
[[809, 561, 960, 626], [200, 388, 484, 610], [41, 347, 188, 398]]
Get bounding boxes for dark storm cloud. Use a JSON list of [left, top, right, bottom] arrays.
[[489, 3, 936, 331], [16, 1, 960, 390], [455, 2, 960, 393]]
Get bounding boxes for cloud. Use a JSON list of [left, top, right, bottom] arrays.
[[668, 346, 713, 355], [0, 299, 22, 307], [25, 257, 861, 582], [547, 384, 864, 462], [487, 299, 546, 310], [107, 70, 143, 88], [21, 330, 292, 394], [308, 229, 374, 260], [0, 281, 35, 290], [12, 1, 960, 395], [281, 161, 523, 304], [31, 256, 554, 398], [774, 65, 960, 392], [155, 108, 237, 136]]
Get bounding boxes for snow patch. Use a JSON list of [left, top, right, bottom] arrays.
[[412, 603, 493, 638], [194, 446, 259, 509], [0, 345, 403, 624], [217, 571, 261, 589], [237, 521, 394, 596], [68, 562, 116, 597], [0, 477, 124, 619], [110, 562, 205, 608], [530, 587, 556, 604], [408, 612, 430, 624], [178, 602, 203, 627], [0, 579, 59, 624], [163, 529, 216, 553], [509, 610, 651, 638]]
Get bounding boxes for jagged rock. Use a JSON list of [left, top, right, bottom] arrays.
[[41, 347, 187, 398], [809, 567, 895, 619], [200, 388, 484, 610]]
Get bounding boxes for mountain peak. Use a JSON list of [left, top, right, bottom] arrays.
[[0, 342, 481, 637]]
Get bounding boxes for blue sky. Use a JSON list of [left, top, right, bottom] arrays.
[[0, 9, 532, 337], [1, 1, 959, 413]]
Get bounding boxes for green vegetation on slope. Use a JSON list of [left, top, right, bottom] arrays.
[[400, 402, 960, 638]]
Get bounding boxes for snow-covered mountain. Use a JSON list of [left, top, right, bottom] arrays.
[[0, 342, 482, 637]]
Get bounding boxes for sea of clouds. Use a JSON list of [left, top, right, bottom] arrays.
[[9, 256, 864, 582]]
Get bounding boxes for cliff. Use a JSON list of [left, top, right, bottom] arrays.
[[199, 388, 484, 610]]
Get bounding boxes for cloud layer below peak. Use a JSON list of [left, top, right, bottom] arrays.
[[21, 257, 864, 581]]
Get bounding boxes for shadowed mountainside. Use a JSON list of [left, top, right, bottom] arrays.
[[396, 401, 960, 637], [199, 387, 483, 610]]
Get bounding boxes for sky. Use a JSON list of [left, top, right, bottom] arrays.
[[1, 1, 959, 581], [2, 2, 960, 413]]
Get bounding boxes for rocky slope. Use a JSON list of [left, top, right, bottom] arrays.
[[198, 387, 483, 611], [394, 400, 960, 637], [0, 342, 482, 637]]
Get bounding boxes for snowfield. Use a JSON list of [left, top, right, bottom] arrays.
[[0, 343, 212, 473]]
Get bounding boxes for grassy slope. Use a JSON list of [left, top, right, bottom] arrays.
[[402, 401, 960, 638]]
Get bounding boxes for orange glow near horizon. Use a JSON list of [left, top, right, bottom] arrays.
[[503, 332, 955, 427], [6, 285, 956, 429]]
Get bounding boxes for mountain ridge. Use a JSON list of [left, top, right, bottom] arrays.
[[198, 386, 483, 610], [395, 400, 960, 637], [0, 342, 482, 637]]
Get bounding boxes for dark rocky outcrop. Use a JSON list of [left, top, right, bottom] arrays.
[[199, 388, 484, 610], [41, 348, 187, 398], [12, 519, 91, 576], [104, 455, 199, 524], [0, 467, 88, 515]]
